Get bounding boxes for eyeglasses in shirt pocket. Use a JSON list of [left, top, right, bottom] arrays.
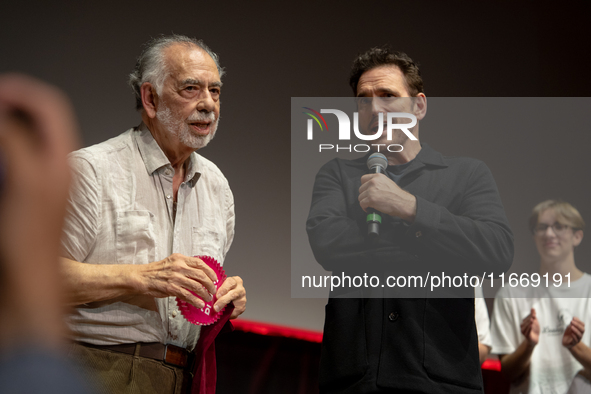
[[116, 210, 156, 264]]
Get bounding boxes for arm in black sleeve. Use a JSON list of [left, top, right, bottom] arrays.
[[306, 159, 369, 271], [405, 161, 513, 275]]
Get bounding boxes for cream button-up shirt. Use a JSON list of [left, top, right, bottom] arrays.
[[62, 125, 235, 350]]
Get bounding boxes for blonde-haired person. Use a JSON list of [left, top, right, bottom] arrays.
[[491, 200, 591, 393]]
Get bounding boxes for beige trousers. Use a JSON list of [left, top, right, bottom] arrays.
[[69, 343, 190, 394]]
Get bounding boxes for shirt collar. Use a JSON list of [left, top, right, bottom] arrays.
[[185, 152, 202, 187], [135, 123, 201, 186], [409, 143, 448, 168]]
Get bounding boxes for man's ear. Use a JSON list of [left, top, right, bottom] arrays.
[[140, 82, 158, 118], [414, 93, 427, 121]]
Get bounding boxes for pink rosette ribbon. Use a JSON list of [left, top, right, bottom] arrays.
[[176, 255, 227, 326]]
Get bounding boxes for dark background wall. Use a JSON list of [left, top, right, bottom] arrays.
[[1, 1, 590, 331]]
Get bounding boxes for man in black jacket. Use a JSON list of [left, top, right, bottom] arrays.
[[306, 47, 514, 393]]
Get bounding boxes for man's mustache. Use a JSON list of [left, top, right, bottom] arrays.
[[187, 111, 216, 122]]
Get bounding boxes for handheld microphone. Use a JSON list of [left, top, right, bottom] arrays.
[[366, 152, 388, 238]]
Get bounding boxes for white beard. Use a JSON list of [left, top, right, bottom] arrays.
[[156, 104, 219, 150]]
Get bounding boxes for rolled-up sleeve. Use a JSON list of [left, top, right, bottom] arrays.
[[224, 183, 235, 259], [61, 153, 100, 262]]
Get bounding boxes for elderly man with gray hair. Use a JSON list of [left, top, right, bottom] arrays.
[[62, 35, 246, 394]]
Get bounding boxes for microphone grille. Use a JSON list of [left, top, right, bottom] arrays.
[[367, 152, 388, 171]]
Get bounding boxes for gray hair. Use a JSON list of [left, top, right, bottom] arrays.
[[128, 34, 225, 110]]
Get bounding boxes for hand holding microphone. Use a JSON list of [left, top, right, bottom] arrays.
[[359, 153, 418, 237]]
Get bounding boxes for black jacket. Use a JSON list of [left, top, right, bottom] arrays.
[[306, 144, 514, 394]]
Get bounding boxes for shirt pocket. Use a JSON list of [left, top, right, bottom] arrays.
[[116, 210, 156, 264], [192, 226, 226, 264]]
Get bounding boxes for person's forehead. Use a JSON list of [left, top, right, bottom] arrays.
[[164, 44, 219, 81], [357, 66, 408, 93], [538, 208, 563, 223]]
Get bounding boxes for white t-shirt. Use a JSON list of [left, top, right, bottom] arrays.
[[491, 273, 591, 394], [475, 286, 492, 347]]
